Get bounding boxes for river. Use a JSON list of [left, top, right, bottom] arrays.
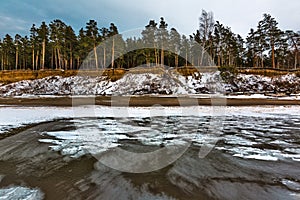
[[0, 106, 299, 199]]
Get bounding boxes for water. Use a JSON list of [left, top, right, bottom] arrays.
[[0, 107, 299, 199]]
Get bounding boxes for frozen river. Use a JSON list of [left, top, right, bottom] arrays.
[[0, 106, 299, 199]]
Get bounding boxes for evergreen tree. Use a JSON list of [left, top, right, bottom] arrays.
[[2, 34, 15, 70], [49, 19, 67, 69], [142, 20, 158, 66], [169, 28, 181, 68], [157, 17, 168, 66], [259, 14, 283, 68], [65, 26, 77, 69], [286, 30, 300, 69], [30, 24, 38, 70], [181, 35, 190, 67], [14, 34, 22, 70], [37, 22, 49, 69], [85, 20, 100, 69], [20, 36, 30, 69]]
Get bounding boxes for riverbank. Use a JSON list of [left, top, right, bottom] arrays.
[[0, 96, 300, 107]]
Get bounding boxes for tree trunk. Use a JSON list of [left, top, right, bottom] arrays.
[[57, 48, 61, 69], [94, 44, 98, 70], [154, 43, 158, 66], [103, 46, 106, 68], [271, 43, 275, 69], [200, 49, 205, 66], [1, 54, 3, 70], [185, 51, 188, 67], [22, 53, 25, 70], [111, 38, 115, 69], [32, 46, 35, 70], [51, 49, 54, 69], [35, 50, 39, 70], [54, 48, 58, 69], [70, 54, 73, 70], [161, 46, 164, 66], [65, 59, 68, 70], [15, 46, 18, 70], [41, 39, 46, 70], [175, 54, 178, 68], [295, 50, 298, 69], [147, 51, 150, 67]]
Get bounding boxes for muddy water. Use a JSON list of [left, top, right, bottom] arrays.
[[0, 114, 300, 200]]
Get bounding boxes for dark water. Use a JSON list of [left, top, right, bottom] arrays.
[[0, 115, 300, 200]]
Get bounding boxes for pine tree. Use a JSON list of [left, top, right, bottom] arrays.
[[49, 19, 67, 69], [157, 17, 168, 66], [37, 22, 49, 70], [14, 34, 22, 70], [65, 26, 77, 69], [20, 36, 30, 69], [85, 20, 100, 69], [286, 30, 300, 69], [142, 20, 158, 66], [169, 28, 181, 68], [30, 24, 38, 70], [259, 14, 283, 68]]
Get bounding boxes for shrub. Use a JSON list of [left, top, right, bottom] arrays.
[[218, 66, 237, 83]]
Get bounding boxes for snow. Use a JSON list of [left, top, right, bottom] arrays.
[[1, 71, 300, 98], [1, 105, 300, 135], [231, 73, 300, 95], [282, 179, 300, 191], [38, 109, 300, 161], [233, 154, 279, 161], [0, 186, 44, 200], [0, 70, 224, 96], [0, 106, 73, 134]]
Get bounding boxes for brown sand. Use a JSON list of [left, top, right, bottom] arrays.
[[0, 96, 299, 107]]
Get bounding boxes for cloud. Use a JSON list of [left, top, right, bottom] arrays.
[[0, 0, 299, 39], [0, 16, 30, 37]]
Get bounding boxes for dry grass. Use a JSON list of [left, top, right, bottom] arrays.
[[238, 69, 293, 77], [128, 66, 167, 75], [2, 67, 297, 84], [176, 66, 198, 76], [0, 70, 91, 84], [0, 69, 130, 84]]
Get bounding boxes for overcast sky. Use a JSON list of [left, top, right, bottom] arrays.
[[0, 0, 299, 39]]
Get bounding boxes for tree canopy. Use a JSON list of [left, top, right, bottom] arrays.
[[0, 11, 299, 71]]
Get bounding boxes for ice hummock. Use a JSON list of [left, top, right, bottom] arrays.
[[0, 186, 44, 200]]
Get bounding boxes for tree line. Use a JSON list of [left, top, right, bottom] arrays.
[[0, 10, 299, 71]]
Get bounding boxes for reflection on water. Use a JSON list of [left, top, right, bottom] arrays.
[[0, 114, 299, 199]]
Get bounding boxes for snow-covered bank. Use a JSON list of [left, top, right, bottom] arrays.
[[0, 70, 223, 96], [0, 71, 299, 98], [229, 73, 300, 95]]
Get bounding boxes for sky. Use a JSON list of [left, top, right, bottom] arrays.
[[0, 0, 299, 39]]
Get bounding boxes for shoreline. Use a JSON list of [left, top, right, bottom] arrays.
[[0, 96, 300, 107]]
